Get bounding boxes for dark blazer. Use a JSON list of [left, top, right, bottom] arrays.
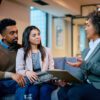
[[81, 43, 100, 89]]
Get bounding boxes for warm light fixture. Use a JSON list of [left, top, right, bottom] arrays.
[[98, 8, 100, 11], [97, 5, 100, 11], [52, 0, 67, 8]]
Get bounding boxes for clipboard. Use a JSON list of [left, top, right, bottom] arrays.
[[48, 69, 83, 83]]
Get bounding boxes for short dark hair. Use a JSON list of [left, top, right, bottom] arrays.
[[87, 11, 100, 36], [0, 18, 16, 34]]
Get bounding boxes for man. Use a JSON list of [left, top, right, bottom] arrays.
[[0, 18, 25, 97]]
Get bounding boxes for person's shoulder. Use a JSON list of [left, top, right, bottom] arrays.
[[0, 44, 2, 49], [0, 40, 4, 49], [44, 47, 50, 50], [17, 47, 24, 53], [44, 47, 51, 53], [0, 41, 6, 50], [17, 44, 22, 48], [0, 45, 4, 52]]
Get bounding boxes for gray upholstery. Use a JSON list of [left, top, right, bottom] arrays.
[[54, 57, 65, 69]]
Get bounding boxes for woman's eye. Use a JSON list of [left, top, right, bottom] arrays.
[[32, 34, 36, 37], [31, 33, 40, 37]]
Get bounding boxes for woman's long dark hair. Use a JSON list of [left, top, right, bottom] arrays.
[[22, 26, 46, 63]]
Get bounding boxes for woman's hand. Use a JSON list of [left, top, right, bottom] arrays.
[[25, 71, 38, 83], [67, 58, 83, 67]]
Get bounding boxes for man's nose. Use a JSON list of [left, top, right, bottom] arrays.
[[36, 36, 40, 39], [14, 33, 18, 38]]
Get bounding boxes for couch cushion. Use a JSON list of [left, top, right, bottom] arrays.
[[64, 57, 83, 80], [64, 57, 77, 71], [54, 57, 65, 70]]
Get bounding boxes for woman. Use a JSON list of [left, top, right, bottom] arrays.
[[15, 26, 56, 100], [58, 10, 100, 100]]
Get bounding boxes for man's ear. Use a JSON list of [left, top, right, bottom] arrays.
[[1, 33, 6, 40], [0, 34, 2, 39], [3, 36, 6, 40]]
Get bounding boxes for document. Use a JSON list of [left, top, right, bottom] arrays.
[[48, 69, 82, 83]]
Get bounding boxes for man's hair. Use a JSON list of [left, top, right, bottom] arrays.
[[0, 18, 16, 34], [87, 11, 100, 35]]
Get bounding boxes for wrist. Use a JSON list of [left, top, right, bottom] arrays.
[[25, 70, 30, 76], [4, 72, 13, 79]]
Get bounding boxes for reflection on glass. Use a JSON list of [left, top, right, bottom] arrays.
[[79, 25, 88, 52], [30, 7, 46, 46]]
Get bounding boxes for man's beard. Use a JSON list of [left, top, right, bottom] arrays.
[[8, 39, 20, 51], [9, 39, 18, 46], [12, 40, 18, 45]]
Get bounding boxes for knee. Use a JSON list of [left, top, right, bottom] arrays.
[[15, 87, 26, 100], [40, 86, 49, 94], [67, 89, 74, 98], [67, 88, 80, 100], [58, 87, 68, 100], [29, 85, 39, 97], [40, 85, 52, 95], [16, 87, 26, 94], [57, 88, 63, 98]]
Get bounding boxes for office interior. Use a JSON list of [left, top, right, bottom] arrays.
[[0, 0, 100, 57]]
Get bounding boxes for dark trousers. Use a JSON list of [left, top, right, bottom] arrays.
[[16, 83, 57, 100], [58, 83, 100, 100], [0, 79, 18, 98]]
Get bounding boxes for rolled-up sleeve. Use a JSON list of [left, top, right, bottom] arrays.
[[0, 71, 13, 79]]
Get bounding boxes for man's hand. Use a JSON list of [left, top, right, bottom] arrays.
[[25, 71, 38, 83], [67, 58, 83, 67], [11, 73, 26, 87]]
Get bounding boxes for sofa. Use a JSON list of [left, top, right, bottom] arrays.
[[2, 57, 83, 100]]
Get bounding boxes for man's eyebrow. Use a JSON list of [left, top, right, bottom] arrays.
[[10, 30, 18, 33]]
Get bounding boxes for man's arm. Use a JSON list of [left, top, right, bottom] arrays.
[[0, 71, 5, 79], [0, 71, 26, 87], [0, 71, 14, 79], [81, 61, 100, 76]]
